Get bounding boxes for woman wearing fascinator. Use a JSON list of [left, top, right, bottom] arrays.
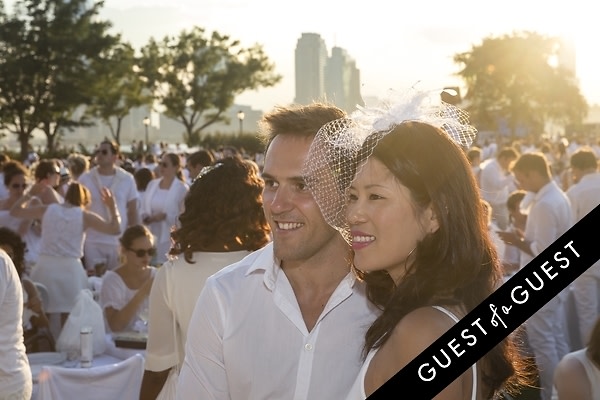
[[303, 89, 534, 399]]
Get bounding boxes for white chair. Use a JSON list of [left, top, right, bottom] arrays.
[[36, 354, 144, 400]]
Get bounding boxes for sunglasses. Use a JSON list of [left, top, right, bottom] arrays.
[[95, 149, 110, 156], [11, 183, 28, 189], [127, 247, 157, 258]]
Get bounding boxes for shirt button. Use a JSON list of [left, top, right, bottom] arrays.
[[304, 343, 313, 351]]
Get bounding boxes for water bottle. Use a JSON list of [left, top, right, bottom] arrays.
[[80, 326, 93, 368]]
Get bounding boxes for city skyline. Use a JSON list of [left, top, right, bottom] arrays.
[[96, 0, 599, 113]]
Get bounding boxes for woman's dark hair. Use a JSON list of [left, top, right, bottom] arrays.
[[170, 156, 270, 262], [0, 227, 27, 278], [357, 121, 531, 398], [34, 159, 59, 181], [119, 224, 154, 250], [163, 153, 185, 182], [134, 168, 155, 191], [3, 160, 28, 187]]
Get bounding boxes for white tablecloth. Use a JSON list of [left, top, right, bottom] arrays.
[[30, 335, 146, 400]]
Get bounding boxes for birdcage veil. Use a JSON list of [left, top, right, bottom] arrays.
[[301, 87, 478, 245]]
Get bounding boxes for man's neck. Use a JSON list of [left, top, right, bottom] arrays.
[[97, 165, 116, 175]]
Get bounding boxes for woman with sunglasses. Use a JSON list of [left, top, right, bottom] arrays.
[[141, 153, 189, 266], [99, 224, 157, 333], [10, 182, 121, 333], [0, 161, 42, 272]]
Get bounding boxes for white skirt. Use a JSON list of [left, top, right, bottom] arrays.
[[30, 254, 87, 313]]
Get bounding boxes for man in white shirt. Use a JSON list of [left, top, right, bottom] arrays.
[[479, 146, 518, 230], [177, 104, 379, 400], [565, 147, 600, 346], [498, 152, 573, 400], [79, 140, 139, 273]]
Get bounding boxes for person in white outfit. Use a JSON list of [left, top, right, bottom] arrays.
[[176, 103, 379, 400], [479, 146, 519, 230], [565, 147, 600, 347], [79, 140, 139, 273], [141, 153, 189, 266], [302, 92, 531, 400], [0, 249, 32, 400], [140, 156, 271, 400], [10, 182, 121, 330], [498, 152, 574, 400]]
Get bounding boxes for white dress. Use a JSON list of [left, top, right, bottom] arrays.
[[144, 250, 250, 400], [345, 306, 478, 400], [30, 204, 87, 313]]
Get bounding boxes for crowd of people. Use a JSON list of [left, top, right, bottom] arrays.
[[0, 88, 599, 400]]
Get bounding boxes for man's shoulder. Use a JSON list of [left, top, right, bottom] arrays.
[[205, 244, 273, 289]]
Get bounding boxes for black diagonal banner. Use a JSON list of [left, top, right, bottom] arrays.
[[367, 203, 600, 400]]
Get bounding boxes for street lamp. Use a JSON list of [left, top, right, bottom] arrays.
[[143, 116, 150, 153], [237, 110, 245, 135]]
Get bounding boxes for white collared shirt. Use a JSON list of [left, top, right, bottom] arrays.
[[565, 172, 600, 222], [176, 242, 379, 400], [520, 181, 573, 269]]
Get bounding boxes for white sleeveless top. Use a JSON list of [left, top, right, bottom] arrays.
[[344, 306, 478, 400], [39, 204, 85, 258]]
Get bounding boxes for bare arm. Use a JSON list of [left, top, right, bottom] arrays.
[[127, 198, 139, 226], [9, 193, 47, 220], [104, 276, 153, 333], [83, 187, 121, 235], [553, 354, 592, 400]]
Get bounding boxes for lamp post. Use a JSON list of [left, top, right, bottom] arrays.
[[143, 116, 150, 153], [237, 110, 245, 135]]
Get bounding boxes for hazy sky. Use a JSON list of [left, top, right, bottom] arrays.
[[5, 0, 600, 111]]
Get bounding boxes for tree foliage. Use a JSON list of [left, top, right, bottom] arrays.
[[454, 31, 588, 138], [86, 41, 152, 145], [0, 0, 119, 158], [137, 27, 281, 146]]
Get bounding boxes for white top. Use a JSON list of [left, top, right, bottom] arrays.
[[99, 268, 157, 332], [141, 178, 189, 265], [0, 250, 32, 398], [520, 181, 573, 269], [344, 306, 477, 400], [176, 242, 379, 400], [145, 250, 250, 373], [39, 204, 85, 258], [566, 172, 600, 222], [78, 167, 138, 245]]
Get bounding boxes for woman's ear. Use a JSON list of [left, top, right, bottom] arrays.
[[426, 205, 440, 234]]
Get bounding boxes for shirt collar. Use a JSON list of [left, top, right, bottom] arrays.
[[243, 242, 359, 291]]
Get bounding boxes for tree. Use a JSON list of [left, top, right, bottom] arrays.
[[138, 27, 281, 146], [0, 0, 119, 158], [86, 41, 152, 145], [454, 31, 588, 138]]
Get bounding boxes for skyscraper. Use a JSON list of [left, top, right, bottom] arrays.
[[294, 33, 363, 112], [294, 33, 328, 105]]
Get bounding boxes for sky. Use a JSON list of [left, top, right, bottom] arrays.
[[5, 0, 600, 112]]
